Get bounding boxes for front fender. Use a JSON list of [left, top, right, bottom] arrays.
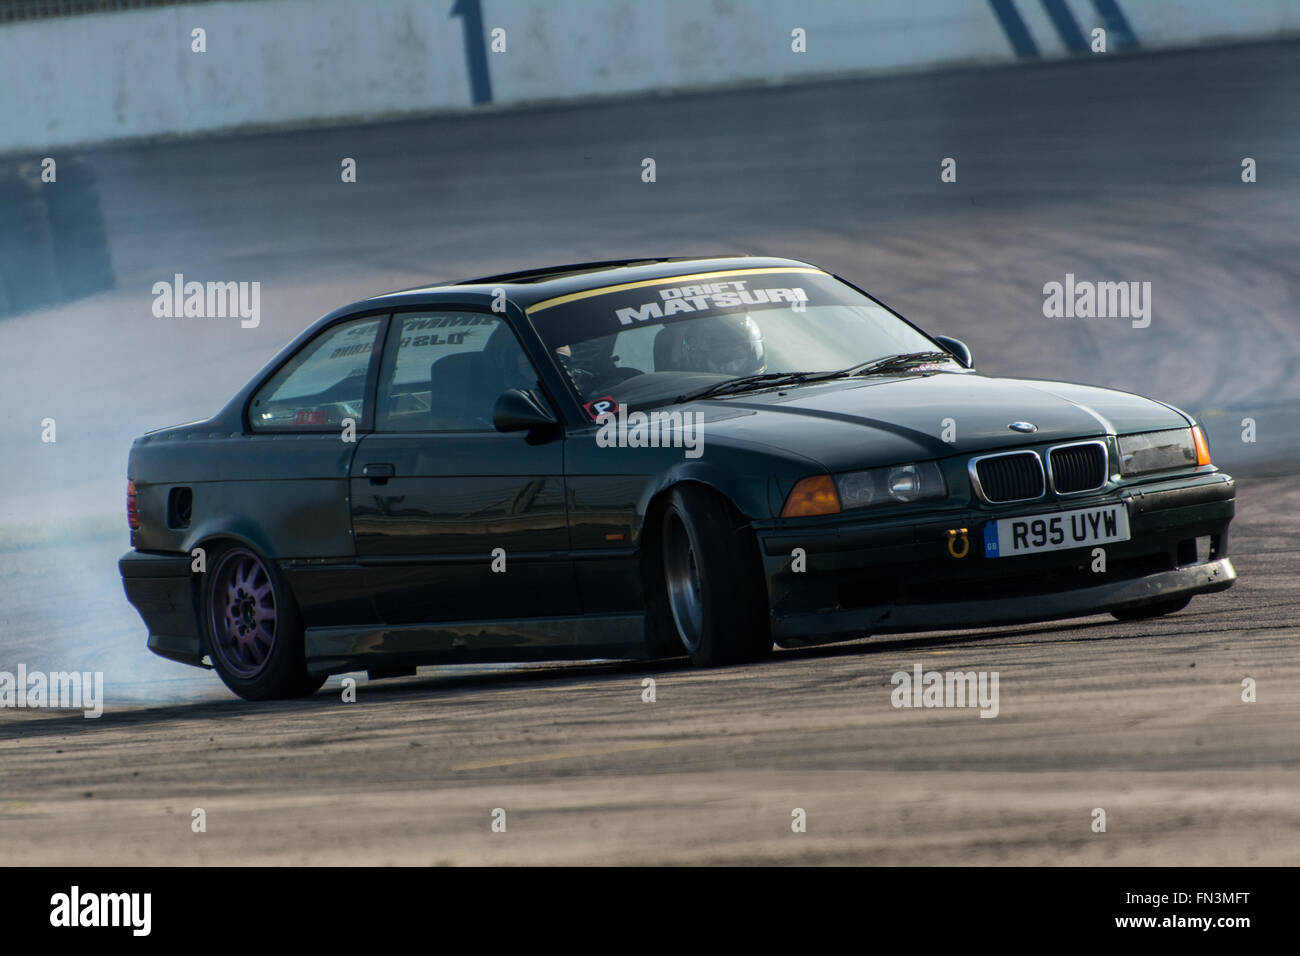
[[633, 437, 823, 536]]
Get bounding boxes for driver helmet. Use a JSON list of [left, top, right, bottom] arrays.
[[679, 314, 766, 376]]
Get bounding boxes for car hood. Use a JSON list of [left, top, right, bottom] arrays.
[[691, 371, 1192, 472]]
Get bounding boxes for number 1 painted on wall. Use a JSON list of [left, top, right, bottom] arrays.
[[451, 0, 493, 105]]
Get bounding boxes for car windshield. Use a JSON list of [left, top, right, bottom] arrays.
[[527, 268, 949, 413]]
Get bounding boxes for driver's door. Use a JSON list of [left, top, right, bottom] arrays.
[[349, 311, 577, 625]]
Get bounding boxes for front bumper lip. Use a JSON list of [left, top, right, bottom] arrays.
[[773, 556, 1235, 642]]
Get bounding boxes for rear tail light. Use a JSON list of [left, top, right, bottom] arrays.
[[127, 480, 140, 530]]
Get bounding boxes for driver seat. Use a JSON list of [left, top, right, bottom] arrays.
[[653, 326, 686, 372], [429, 352, 493, 429]]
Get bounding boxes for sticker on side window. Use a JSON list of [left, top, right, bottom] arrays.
[[583, 396, 617, 421]]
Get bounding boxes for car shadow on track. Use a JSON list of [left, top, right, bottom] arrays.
[[0, 617, 1133, 742]]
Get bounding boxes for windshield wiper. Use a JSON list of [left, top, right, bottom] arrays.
[[673, 371, 828, 404], [833, 350, 955, 378], [668, 352, 953, 405]]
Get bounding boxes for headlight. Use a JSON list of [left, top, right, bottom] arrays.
[[781, 462, 948, 518], [835, 461, 946, 510], [1117, 427, 1206, 476]]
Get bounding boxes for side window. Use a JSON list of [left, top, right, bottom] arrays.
[[249, 316, 383, 431], [376, 312, 541, 432]]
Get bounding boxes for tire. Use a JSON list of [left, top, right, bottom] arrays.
[[649, 485, 772, 667], [1110, 595, 1191, 622], [202, 544, 325, 700]]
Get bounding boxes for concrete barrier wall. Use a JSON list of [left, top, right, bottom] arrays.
[[3, 0, 1299, 155]]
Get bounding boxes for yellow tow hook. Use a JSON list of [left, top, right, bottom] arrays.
[[946, 528, 970, 559]]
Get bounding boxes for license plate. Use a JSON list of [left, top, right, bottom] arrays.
[[983, 503, 1130, 558]]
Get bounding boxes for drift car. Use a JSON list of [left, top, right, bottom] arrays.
[[120, 256, 1236, 700]]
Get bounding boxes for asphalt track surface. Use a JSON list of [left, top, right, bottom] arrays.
[[2, 42, 1299, 864]]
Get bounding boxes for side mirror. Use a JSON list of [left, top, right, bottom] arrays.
[[932, 335, 973, 368], [493, 388, 558, 433]]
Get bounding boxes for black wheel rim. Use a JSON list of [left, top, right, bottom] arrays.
[[662, 510, 704, 652]]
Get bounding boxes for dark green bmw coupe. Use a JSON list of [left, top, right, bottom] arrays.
[[120, 257, 1236, 700]]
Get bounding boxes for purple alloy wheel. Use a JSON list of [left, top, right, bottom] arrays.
[[208, 548, 277, 679]]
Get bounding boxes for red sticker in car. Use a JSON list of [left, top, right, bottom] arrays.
[[292, 409, 329, 425], [583, 396, 618, 421]]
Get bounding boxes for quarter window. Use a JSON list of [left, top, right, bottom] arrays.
[[249, 316, 383, 431]]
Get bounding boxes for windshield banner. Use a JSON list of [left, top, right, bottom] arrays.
[[528, 268, 860, 344]]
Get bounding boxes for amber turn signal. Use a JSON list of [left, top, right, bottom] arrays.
[[781, 474, 841, 517], [1192, 425, 1212, 466]]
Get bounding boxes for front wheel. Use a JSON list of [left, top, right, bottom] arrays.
[[651, 486, 772, 667], [203, 544, 325, 700]]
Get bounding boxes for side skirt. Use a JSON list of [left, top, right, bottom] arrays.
[[304, 613, 649, 676]]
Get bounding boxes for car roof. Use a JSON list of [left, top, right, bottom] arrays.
[[210, 256, 833, 434], [334, 255, 824, 317]]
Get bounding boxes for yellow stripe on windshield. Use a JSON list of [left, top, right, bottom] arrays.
[[525, 267, 825, 315]]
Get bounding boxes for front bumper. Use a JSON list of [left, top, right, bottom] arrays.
[[758, 471, 1236, 645]]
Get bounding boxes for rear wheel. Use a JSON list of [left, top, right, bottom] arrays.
[[203, 544, 325, 700], [650, 485, 772, 667], [1110, 595, 1192, 622]]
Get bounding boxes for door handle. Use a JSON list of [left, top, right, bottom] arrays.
[[363, 462, 395, 484]]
